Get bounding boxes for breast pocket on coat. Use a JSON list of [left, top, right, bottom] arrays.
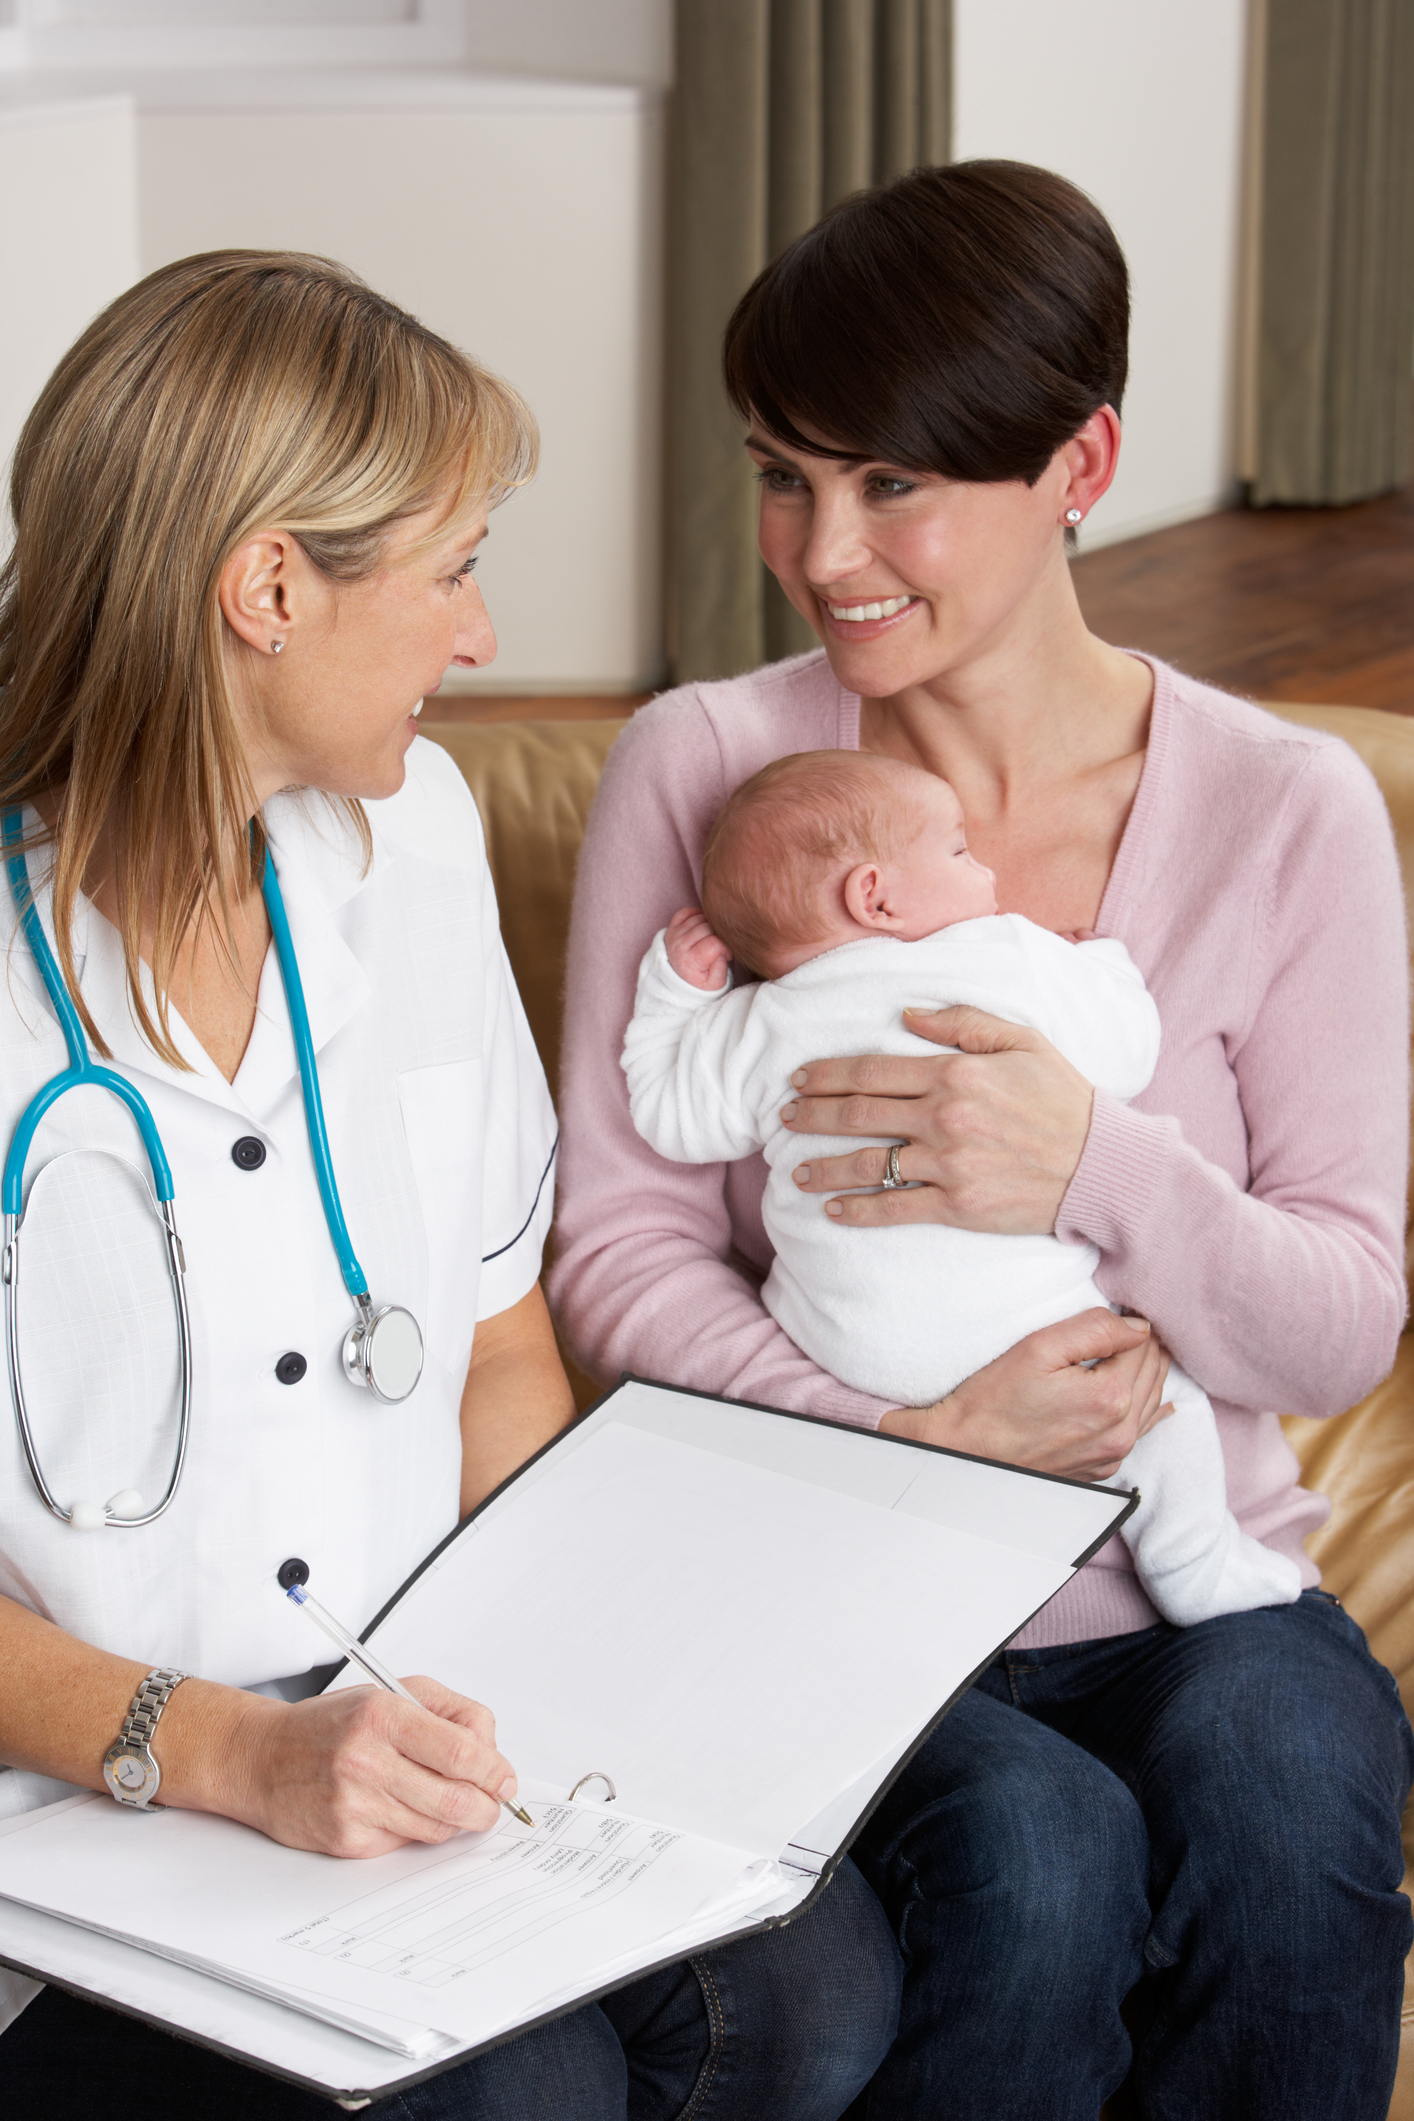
[[396, 1060, 484, 1384]]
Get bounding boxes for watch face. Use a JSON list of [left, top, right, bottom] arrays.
[[104, 1744, 158, 1806]]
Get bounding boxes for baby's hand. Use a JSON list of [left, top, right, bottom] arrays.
[[1059, 927, 1099, 944], [665, 908, 731, 992]]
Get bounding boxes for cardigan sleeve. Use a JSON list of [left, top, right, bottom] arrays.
[[1058, 736, 1408, 1418], [548, 697, 893, 1429]]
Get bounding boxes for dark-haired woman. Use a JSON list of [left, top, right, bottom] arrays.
[[552, 161, 1412, 2117]]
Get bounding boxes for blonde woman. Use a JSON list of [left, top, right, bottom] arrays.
[[0, 255, 899, 2119]]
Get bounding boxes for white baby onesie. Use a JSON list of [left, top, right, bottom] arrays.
[[623, 914, 1300, 1627]]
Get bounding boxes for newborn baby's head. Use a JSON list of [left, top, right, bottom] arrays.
[[701, 750, 997, 978]]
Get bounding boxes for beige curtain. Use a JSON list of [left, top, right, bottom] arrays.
[[1247, 0, 1414, 506], [669, 0, 952, 683]]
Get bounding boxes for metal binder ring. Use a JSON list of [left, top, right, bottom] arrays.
[[880, 1143, 906, 1189], [568, 1772, 618, 1803]]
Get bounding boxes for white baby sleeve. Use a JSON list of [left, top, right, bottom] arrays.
[[621, 931, 773, 1163], [1015, 927, 1162, 1100]]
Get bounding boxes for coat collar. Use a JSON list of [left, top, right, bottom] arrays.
[[7, 793, 386, 1124], [234, 792, 378, 1119]]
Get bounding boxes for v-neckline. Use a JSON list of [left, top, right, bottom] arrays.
[[837, 650, 1167, 942], [1095, 652, 1168, 941]]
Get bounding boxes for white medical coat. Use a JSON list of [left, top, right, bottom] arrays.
[[0, 737, 556, 1821]]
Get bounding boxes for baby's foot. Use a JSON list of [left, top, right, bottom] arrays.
[[1130, 1513, 1302, 1628]]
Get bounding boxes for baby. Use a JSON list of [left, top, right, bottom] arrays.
[[621, 750, 1301, 1627]]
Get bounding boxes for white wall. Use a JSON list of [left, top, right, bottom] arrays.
[[0, 98, 140, 528], [0, 64, 664, 693], [953, 0, 1250, 549], [0, 2, 1250, 697], [462, 0, 672, 88], [137, 82, 664, 691]]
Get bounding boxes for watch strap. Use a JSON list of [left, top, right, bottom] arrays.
[[119, 1668, 188, 1751], [106, 1667, 188, 1809]]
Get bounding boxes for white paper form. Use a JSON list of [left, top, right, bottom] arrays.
[[337, 1421, 1072, 1856], [0, 1798, 780, 2105], [0, 1894, 421, 2105], [0, 1794, 773, 2057]]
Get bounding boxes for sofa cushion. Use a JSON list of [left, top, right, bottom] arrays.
[[425, 718, 628, 1101]]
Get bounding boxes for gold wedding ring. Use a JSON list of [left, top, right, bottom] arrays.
[[881, 1143, 906, 1189]]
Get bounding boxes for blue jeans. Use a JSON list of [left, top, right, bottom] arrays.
[[0, 1856, 900, 2119], [849, 1590, 1414, 2120]]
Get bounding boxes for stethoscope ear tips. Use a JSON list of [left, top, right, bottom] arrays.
[[277, 1556, 310, 1592], [67, 1490, 146, 1530]]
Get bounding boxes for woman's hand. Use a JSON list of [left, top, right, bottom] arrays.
[[784, 1004, 1095, 1235], [200, 1677, 521, 1859], [0, 1595, 521, 1861], [882, 1309, 1173, 1483]]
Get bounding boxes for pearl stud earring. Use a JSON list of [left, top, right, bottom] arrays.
[[271, 639, 284, 655], [1065, 508, 1083, 525]]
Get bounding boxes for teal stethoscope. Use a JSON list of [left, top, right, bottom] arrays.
[[1, 810, 424, 1531]]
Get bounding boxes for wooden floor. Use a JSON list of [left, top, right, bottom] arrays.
[[428, 474, 1414, 724], [1071, 478, 1414, 715]]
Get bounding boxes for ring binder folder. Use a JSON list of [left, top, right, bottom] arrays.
[[568, 1772, 618, 1803], [0, 1374, 1136, 2106]]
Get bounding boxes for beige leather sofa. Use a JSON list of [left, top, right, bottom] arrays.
[[427, 699, 1414, 2113]]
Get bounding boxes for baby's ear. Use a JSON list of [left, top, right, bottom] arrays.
[[842, 862, 897, 930]]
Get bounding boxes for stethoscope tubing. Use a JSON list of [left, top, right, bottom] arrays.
[[258, 846, 369, 1305], [2, 808, 193, 1527], [2, 823, 174, 1215], [4, 1064, 173, 1217], [1, 809, 423, 1529], [2, 1199, 193, 1529]]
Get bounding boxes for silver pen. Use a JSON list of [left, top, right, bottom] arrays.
[[278, 1561, 534, 1827]]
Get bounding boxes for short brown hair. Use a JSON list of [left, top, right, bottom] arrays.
[[723, 160, 1129, 485], [701, 751, 930, 976], [0, 250, 535, 1065]]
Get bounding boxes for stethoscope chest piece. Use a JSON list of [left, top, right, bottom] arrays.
[[343, 1299, 424, 1405]]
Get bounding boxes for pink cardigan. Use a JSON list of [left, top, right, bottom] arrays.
[[549, 652, 1409, 1646]]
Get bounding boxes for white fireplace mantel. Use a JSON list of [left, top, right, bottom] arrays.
[[0, 0, 466, 72]]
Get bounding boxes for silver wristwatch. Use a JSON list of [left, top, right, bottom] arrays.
[[102, 1668, 188, 1811]]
